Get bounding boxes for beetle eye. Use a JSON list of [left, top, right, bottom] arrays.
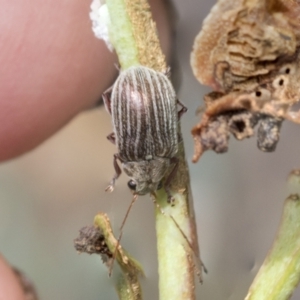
[[157, 181, 163, 190], [127, 180, 137, 190]]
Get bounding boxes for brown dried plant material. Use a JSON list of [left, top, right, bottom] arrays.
[[74, 214, 144, 300], [74, 214, 144, 276], [191, 0, 300, 162], [74, 225, 113, 265]]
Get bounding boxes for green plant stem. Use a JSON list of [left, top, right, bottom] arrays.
[[105, 0, 139, 69], [116, 275, 140, 300], [155, 192, 196, 300], [155, 141, 200, 300], [104, 0, 199, 299], [94, 213, 143, 300], [245, 170, 300, 300]]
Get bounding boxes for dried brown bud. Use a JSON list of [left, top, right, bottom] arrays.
[[74, 226, 112, 264]]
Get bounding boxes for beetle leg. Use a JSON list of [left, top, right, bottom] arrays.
[[164, 66, 171, 78], [102, 86, 114, 114], [164, 157, 179, 205], [114, 63, 121, 72], [107, 132, 116, 145], [105, 154, 122, 192], [177, 99, 188, 120]]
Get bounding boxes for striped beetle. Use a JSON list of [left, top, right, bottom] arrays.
[[103, 66, 187, 200]]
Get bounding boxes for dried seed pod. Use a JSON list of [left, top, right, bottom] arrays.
[[103, 66, 187, 200], [198, 115, 230, 154], [228, 111, 258, 140], [191, 0, 299, 91], [191, 0, 300, 162], [257, 116, 283, 152]]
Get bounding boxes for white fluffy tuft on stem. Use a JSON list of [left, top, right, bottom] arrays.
[[90, 0, 114, 51]]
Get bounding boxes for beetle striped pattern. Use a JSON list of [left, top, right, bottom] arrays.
[[103, 65, 186, 197], [111, 66, 178, 162]]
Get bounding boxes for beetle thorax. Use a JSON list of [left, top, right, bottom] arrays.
[[122, 158, 170, 195]]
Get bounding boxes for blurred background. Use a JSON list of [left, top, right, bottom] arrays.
[[1, 0, 300, 299]]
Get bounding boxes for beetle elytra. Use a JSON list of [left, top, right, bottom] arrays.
[[103, 65, 187, 201]]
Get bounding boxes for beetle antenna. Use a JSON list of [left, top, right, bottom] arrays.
[[169, 214, 208, 281], [151, 194, 207, 282], [109, 194, 138, 276]]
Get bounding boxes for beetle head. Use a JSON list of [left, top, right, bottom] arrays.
[[122, 158, 170, 195]]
